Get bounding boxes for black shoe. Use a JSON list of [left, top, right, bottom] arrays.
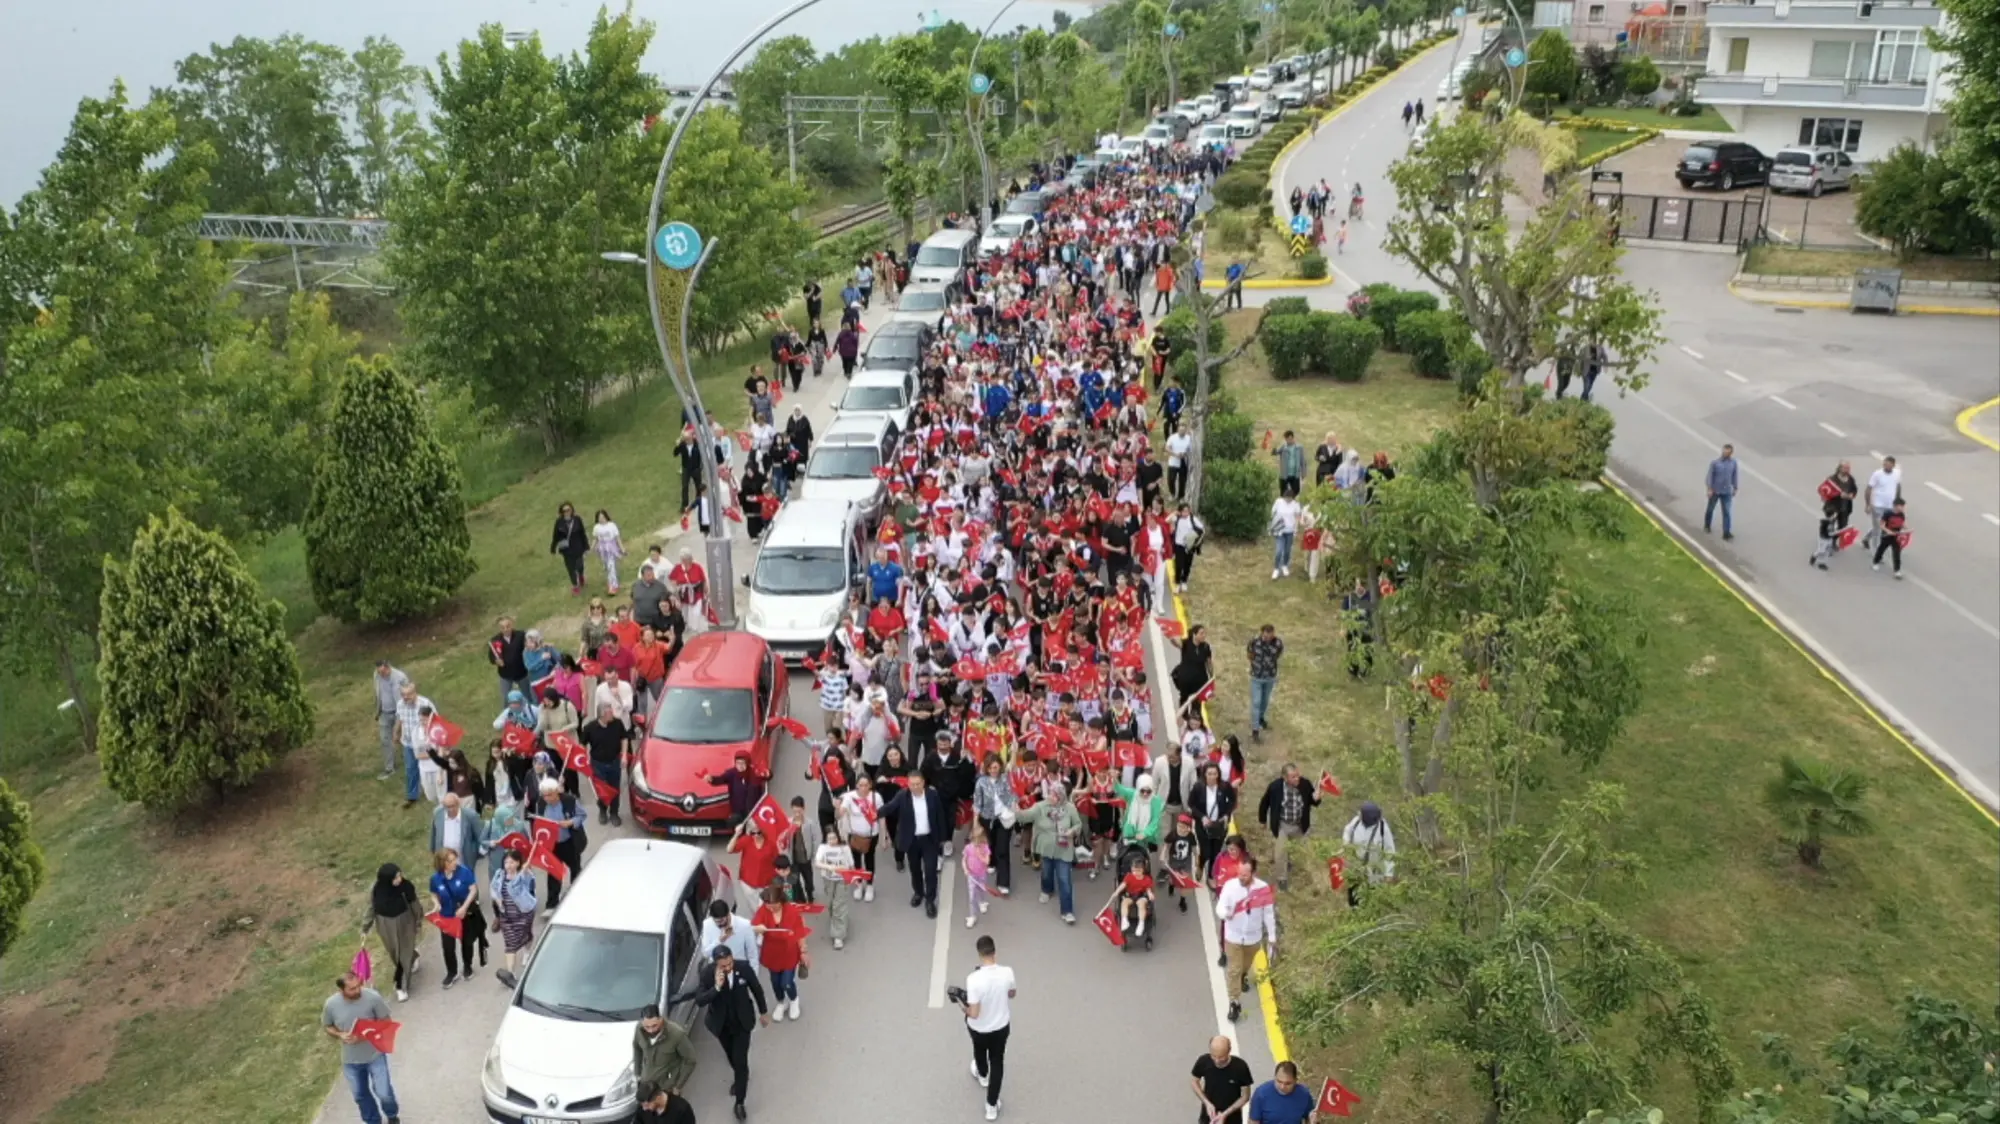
[[496, 969, 517, 988], [610, 813, 623, 827], [598, 808, 609, 825], [1178, 896, 1188, 913], [895, 857, 906, 872], [1227, 1001, 1241, 1022], [1217, 953, 1227, 968], [443, 973, 459, 989], [734, 1101, 748, 1120], [925, 901, 938, 919], [479, 945, 488, 967], [1723, 532, 1735, 541], [1251, 728, 1261, 743], [911, 893, 924, 908]]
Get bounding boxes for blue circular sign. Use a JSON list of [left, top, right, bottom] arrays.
[[1290, 214, 1312, 235], [921, 9, 944, 31], [1505, 46, 1526, 68], [1163, 21, 1181, 37], [970, 72, 992, 95], [654, 221, 702, 271], [1453, 5, 1466, 15]]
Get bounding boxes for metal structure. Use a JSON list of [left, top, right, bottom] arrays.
[[968, 0, 1026, 230], [1591, 189, 1763, 247], [782, 94, 968, 190], [196, 213, 389, 249]]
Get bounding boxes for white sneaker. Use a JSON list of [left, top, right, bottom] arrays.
[[967, 915, 977, 928], [1120, 914, 1132, 932], [986, 1104, 1000, 1121], [864, 884, 875, 902], [1272, 568, 1281, 580], [978, 901, 989, 913], [1061, 913, 1077, 924], [1873, 563, 1881, 571], [1136, 918, 1147, 937], [789, 997, 801, 1020], [395, 989, 409, 1003], [833, 938, 845, 950], [972, 1060, 989, 1087], [1283, 566, 1292, 577], [1038, 892, 1050, 904], [770, 1004, 786, 1022], [942, 841, 953, 857]]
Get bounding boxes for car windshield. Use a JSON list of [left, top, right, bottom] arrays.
[[866, 334, 921, 365], [915, 245, 961, 267], [1685, 147, 1717, 161], [986, 217, 1028, 238], [809, 445, 881, 480], [753, 547, 847, 596], [651, 686, 755, 743], [842, 385, 905, 411], [516, 926, 663, 1022], [899, 289, 947, 313], [1145, 126, 1171, 137], [1775, 151, 1812, 166]]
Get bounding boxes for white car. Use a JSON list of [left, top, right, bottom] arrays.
[[835, 367, 917, 434], [1224, 107, 1261, 138], [746, 499, 865, 657], [891, 283, 949, 326], [1115, 135, 1149, 158], [1140, 124, 1175, 149], [1173, 98, 1210, 123], [1274, 83, 1309, 110], [979, 213, 1037, 257], [481, 840, 730, 1124], [1195, 93, 1223, 119], [1249, 67, 1274, 90], [801, 413, 900, 522], [1196, 122, 1232, 149]]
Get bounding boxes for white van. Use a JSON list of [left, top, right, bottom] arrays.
[[908, 228, 980, 292], [800, 413, 901, 523], [481, 840, 730, 1124], [746, 499, 865, 658]]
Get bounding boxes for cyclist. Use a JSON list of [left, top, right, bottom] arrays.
[[1347, 182, 1364, 221]]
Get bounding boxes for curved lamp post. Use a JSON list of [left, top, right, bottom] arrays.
[[1160, 3, 1183, 110], [968, 0, 1025, 230]]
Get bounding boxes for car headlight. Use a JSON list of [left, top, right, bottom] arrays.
[[819, 605, 842, 628], [631, 758, 648, 794], [481, 1044, 506, 1099], [606, 1062, 637, 1106], [747, 605, 765, 629]]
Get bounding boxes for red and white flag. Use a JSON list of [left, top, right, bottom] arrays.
[[1165, 866, 1200, 891], [1318, 771, 1343, 796], [549, 730, 589, 774], [1327, 855, 1347, 891], [1318, 1077, 1364, 1118], [499, 724, 535, 754], [1232, 883, 1277, 917], [1188, 679, 1216, 705], [495, 831, 531, 858], [1092, 904, 1126, 947], [351, 1018, 401, 1054], [836, 868, 874, 884], [426, 715, 464, 750], [767, 715, 811, 741], [1155, 617, 1185, 640], [748, 793, 793, 849], [422, 911, 463, 939]]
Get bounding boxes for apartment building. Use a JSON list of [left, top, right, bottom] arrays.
[[1532, 0, 1709, 63], [1695, 0, 1952, 162]]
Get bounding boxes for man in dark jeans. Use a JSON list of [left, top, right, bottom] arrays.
[[674, 947, 769, 1121], [487, 616, 530, 704]]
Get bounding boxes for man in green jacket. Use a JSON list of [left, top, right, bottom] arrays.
[[1017, 784, 1085, 923], [633, 1004, 698, 1124]]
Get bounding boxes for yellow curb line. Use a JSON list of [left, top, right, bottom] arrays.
[[1726, 281, 2000, 317], [1955, 396, 2000, 452], [1201, 275, 1335, 290], [1601, 474, 2000, 829]]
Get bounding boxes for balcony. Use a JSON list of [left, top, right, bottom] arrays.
[[1704, 0, 1942, 29], [1697, 73, 1934, 108]]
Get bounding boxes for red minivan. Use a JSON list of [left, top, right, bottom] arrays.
[[629, 631, 789, 837]]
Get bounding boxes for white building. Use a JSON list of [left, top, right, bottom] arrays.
[[1695, 0, 1953, 162]]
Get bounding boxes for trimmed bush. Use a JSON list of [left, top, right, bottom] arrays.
[[1357, 284, 1439, 348], [1216, 211, 1259, 252], [99, 508, 315, 810], [1530, 397, 1618, 480], [1397, 308, 1472, 378], [306, 356, 476, 623], [1322, 316, 1382, 383], [1260, 314, 1318, 380], [1209, 387, 1240, 416], [1262, 297, 1312, 319], [1201, 459, 1278, 540], [0, 778, 47, 959], [1298, 252, 1329, 280], [1156, 305, 1226, 357], [1171, 351, 1200, 391], [1376, 44, 1403, 70], [1207, 411, 1255, 461], [1214, 173, 1264, 210]]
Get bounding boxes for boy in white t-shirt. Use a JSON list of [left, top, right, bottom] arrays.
[[957, 935, 1017, 1121]]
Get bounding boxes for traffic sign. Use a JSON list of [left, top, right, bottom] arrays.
[[1290, 234, 1311, 257], [921, 9, 944, 31], [654, 221, 703, 270], [1504, 47, 1526, 68], [1163, 21, 1180, 37], [1289, 214, 1312, 236], [970, 72, 992, 95], [1453, 5, 1466, 15]]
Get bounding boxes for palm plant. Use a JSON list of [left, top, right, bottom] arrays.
[[1764, 755, 1873, 868]]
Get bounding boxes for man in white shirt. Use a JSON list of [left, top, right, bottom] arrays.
[[698, 899, 760, 965], [1268, 494, 1302, 580], [593, 668, 636, 726], [1865, 455, 1902, 546], [1166, 430, 1193, 499], [957, 934, 1017, 1121], [390, 681, 436, 808], [1213, 856, 1278, 1024], [1172, 503, 1205, 592]]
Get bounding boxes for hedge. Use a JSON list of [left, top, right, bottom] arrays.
[[1260, 314, 1318, 381], [1207, 411, 1255, 461], [1299, 252, 1329, 280], [1530, 397, 1617, 480], [1357, 283, 1439, 349], [1396, 308, 1473, 379], [1215, 173, 1265, 210], [1262, 297, 1312, 319], [0, 778, 47, 959], [1156, 305, 1227, 356], [1202, 459, 1279, 540], [1322, 316, 1382, 383]]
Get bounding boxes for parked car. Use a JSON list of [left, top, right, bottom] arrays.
[[861, 319, 934, 372], [746, 500, 867, 659], [834, 367, 917, 434], [1257, 95, 1284, 123], [798, 413, 902, 522], [1151, 113, 1192, 142], [1248, 67, 1274, 90], [1140, 124, 1176, 149], [1274, 83, 1309, 110], [628, 633, 791, 834], [480, 840, 732, 1124], [1194, 93, 1223, 119], [1768, 145, 1857, 197], [1224, 106, 1261, 138], [1196, 122, 1233, 149], [1005, 190, 1052, 216], [1114, 135, 1150, 159], [891, 283, 950, 326], [1675, 141, 1771, 191], [979, 213, 1038, 257], [1173, 98, 1211, 123]]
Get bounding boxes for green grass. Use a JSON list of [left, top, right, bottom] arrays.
[[1743, 244, 2000, 284], [1185, 316, 2000, 1118], [1574, 126, 1638, 164], [1572, 103, 1732, 133]]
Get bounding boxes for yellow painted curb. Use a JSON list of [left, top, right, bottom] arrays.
[[1602, 475, 2000, 829], [1955, 396, 2000, 452], [1201, 275, 1335, 290], [1727, 281, 2000, 317]]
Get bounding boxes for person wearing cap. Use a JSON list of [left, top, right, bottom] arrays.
[[632, 1003, 698, 1124], [672, 944, 771, 1120], [1339, 800, 1397, 908]]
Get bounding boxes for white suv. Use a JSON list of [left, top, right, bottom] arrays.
[[1768, 146, 1857, 197]]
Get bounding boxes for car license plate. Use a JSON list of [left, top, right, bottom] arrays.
[[666, 824, 712, 837], [524, 1116, 578, 1124]]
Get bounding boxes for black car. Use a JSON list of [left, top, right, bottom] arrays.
[[1676, 142, 1770, 191], [862, 320, 936, 371]]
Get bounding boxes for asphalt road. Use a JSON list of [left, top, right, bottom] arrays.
[[1272, 35, 2000, 809], [315, 298, 1277, 1124]]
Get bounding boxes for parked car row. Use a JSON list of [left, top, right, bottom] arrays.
[[1674, 141, 1856, 196]]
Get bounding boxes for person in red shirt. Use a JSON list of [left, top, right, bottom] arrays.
[[608, 605, 643, 652], [752, 884, 808, 1020], [866, 595, 906, 643], [1117, 862, 1156, 938], [667, 551, 707, 624], [595, 633, 637, 686], [729, 816, 780, 894], [630, 625, 668, 716]]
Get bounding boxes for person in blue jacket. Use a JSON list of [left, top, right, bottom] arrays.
[[982, 379, 1011, 421], [1161, 383, 1187, 434], [428, 846, 489, 988]]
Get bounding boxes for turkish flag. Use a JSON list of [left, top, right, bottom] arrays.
[[426, 716, 464, 750], [723, 506, 744, 524], [423, 911, 463, 939], [549, 730, 589, 774], [528, 841, 570, 881], [871, 465, 894, 481], [1189, 679, 1216, 705], [749, 793, 793, 848], [1327, 855, 1347, 891], [496, 831, 531, 858], [579, 658, 603, 678], [680, 511, 692, 531], [351, 1018, 401, 1054], [1836, 526, 1860, 551], [1896, 531, 1912, 549], [858, 795, 879, 826], [1426, 674, 1451, 700], [821, 754, 848, 791], [1083, 746, 1112, 773], [734, 431, 752, 451], [1232, 883, 1277, 916], [1112, 642, 1143, 670], [1155, 617, 1185, 640], [1092, 904, 1126, 947], [589, 773, 619, 806], [836, 867, 873, 884], [952, 658, 988, 682], [528, 816, 564, 856], [1260, 429, 1273, 450], [1302, 528, 1325, 552], [1166, 866, 1200, 890], [1318, 1077, 1364, 1117], [500, 724, 535, 754], [797, 902, 827, 914], [530, 673, 556, 701], [1212, 853, 1243, 884], [954, 799, 975, 829], [926, 619, 950, 644], [1319, 771, 1343, 796], [1115, 741, 1151, 770], [767, 715, 810, 741]]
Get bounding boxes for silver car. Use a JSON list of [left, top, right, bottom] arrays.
[[1768, 146, 1857, 197], [892, 284, 950, 326]]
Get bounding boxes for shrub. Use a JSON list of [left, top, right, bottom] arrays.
[[1357, 284, 1438, 348], [1260, 314, 1318, 380], [1214, 172, 1264, 209], [1171, 351, 1200, 391], [1262, 297, 1312, 319], [1156, 305, 1226, 357], [1216, 211, 1259, 251], [1322, 316, 1382, 383], [1452, 336, 1496, 400], [1209, 387, 1240, 416], [1623, 55, 1662, 98], [0, 778, 47, 960], [1297, 252, 1329, 279], [1201, 459, 1278, 540], [1207, 411, 1255, 461], [306, 356, 476, 623], [1396, 308, 1471, 378], [1375, 44, 1403, 70], [1530, 396, 1618, 479], [1856, 144, 1998, 257], [98, 508, 315, 810]]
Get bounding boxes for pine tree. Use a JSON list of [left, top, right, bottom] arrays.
[[304, 355, 475, 623], [97, 508, 315, 809], [0, 778, 48, 959]]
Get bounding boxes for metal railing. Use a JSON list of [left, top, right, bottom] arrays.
[[196, 214, 389, 248], [1594, 190, 1762, 247]]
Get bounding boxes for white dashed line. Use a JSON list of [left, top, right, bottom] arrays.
[[1724, 369, 1748, 383], [1870, 450, 1887, 461], [1770, 395, 1798, 411], [1680, 345, 1705, 361], [1925, 481, 1963, 503], [1985, 513, 2000, 527], [1818, 422, 1847, 438]]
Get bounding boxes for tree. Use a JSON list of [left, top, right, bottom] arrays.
[[874, 34, 948, 246], [1936, 0, 2000, 229], [731, 35, 822, 151], [346, 36, 428, 214], [1623, 55, 1662, 99], [1525, 29, 1580, 115], [159, 35, 359, 214], [98, 508, 314, 809], [304, 356, 475, 624], [0, 83, 235, 753], [1855, 144, 1996, 258], [1763, 755, 1873, 868], [0, 778, 47, 961], [1384, 111, 1662, 403]]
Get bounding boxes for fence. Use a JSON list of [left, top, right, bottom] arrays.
[[1592, 190, 1761, 248], [1756, 191, 1879, 250]]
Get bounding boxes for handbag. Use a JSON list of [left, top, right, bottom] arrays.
[[997, 804, 1017, 829]]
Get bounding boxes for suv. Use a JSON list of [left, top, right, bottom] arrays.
[[1768, 145, 1857, 197], [629, 632, 790, 835], [1675, 141, 1770, 191], [1224, 106, 1261, 138]]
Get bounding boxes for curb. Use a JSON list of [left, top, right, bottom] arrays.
[[1202, 275, 1335, 290], [1725, 281, 2000, 317], [1955, 396, 2000, 452]]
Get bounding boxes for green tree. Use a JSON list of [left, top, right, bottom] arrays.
[[98, 508, 314, 809], [1763, 755, 1873, 868], [1623, 55, 1662, 98], [1386, 0, 1424, 49], [666, 109, 817, 351], [346, 36, 428, 213], [1936, 0, 2000, 228], [159, 34, 359, 213], [0, 778, 48, 961], [0, 83, 234, 752], [1855, 144, 1996, 257], [874, 34, 949, 246], [1525, 29, 1580, 115], [730, 35, 821, 151], [305, 356, 474, 623]]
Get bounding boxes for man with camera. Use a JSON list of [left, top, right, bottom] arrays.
[[952, 935, 1017, 1121]]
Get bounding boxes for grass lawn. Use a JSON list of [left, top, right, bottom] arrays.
[[1573, 104, 1732, 133], [1743, 244, 2000, 284], [1203, 215, 1322, 283], [1574, 126, 1639, 164], [1188, 311, 2000, 1118]]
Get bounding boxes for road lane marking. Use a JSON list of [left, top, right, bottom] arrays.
[[1985, 513, 2000, 527], [1770, 395, 1798, 411], [1680, 345, 1705, 361], [1724, 369, 1748, 383], [1925, 481, 1963, 502], [1819, 422, 1847, 438], [1870, 450, 1887, 461], [926, 849, 956, 1008]]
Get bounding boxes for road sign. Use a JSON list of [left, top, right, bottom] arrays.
[[1504, 47, 1526, 68], [1453, 5, 1466, 15], [921, 9, 944, 31], [1290, 234, 1311, 257], [970, 72, 992, 95], [1289, 214, 1312, 236], [1164, 21, 1180, 36], [654, 221, 703, 271]]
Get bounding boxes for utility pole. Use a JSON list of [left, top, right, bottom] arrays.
[[785, 94, 801, 220]]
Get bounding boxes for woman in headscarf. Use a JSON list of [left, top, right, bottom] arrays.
[[361, 863, 421, 1003], [1117, 771, 1164, 848], [489, 849, 538, 989], [1333, 449, 1365, 494], [1339, 800, 1398, 908]]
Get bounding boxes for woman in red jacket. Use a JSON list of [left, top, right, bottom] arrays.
[[753, 884, 808, 1021]]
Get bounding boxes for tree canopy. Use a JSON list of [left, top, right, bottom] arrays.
[[158, 34, 360, 214]]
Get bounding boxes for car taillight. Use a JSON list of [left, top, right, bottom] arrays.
[[1709, 161, 1721, 171]]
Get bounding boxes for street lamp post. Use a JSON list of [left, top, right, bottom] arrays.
[[969, 0, 1025, 231]]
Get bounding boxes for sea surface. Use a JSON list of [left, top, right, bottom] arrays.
[[1, 0, 1087, 206]]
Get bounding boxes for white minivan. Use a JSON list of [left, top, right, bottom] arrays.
[[481, 840, 731, 1124], [800, 413, 901, 523], [746, 499, 866, 659], [908, 228, 980, 291]]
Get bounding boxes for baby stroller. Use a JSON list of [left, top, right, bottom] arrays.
[[1108, 843, 1161, 952]]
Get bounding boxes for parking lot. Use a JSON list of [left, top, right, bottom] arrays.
[[1597, 135, 1869, 249]]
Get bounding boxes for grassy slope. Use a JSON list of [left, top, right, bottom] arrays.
[[1743, 244, 2000, 284], [1189, 311, 1999, 1117], [1574, 104, 1732, 133]]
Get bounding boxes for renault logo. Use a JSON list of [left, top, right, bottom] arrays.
[[544, 1093, 560, 1109], [680, 793, 698, 814]]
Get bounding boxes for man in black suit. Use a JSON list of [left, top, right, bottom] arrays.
[[673, 947, 769, 1120], [886, 771, 949, 918]]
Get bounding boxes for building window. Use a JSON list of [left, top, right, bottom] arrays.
[[1798, 117, 1864, 153], [1726, 37, 1749, 74], [1670, 3, 1689, 14], [1872, 28, 1930, 84], [1808, 40, 1864, 80], [1587, 3, 1606, 22]]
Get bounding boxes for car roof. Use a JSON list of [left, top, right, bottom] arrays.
[[665, 630, 768, 689], [823, 413, 894, 441], [762, 499, 853, 548], [920, 228, 978, 249], [848, 368, 911, 389], [547, 839, 703, 933], [872, 320, 928, 339]]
